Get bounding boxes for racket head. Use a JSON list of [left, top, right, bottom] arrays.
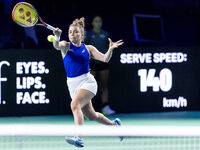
[[12, 2, 38, 27]]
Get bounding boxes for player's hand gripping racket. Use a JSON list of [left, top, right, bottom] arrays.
[[12, 2, 55, 31]]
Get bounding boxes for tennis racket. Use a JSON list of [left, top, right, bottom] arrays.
[[12, 2, 55, 31]]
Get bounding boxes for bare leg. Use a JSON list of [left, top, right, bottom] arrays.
[[67, 89, 114, 147], [82, 100, 114, 125], [70, 89, 94, 125]]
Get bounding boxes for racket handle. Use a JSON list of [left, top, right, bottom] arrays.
[[46, 24, 56, 31]]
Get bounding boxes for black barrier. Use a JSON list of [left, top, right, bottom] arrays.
[[0, 49, 71, 116], [109, 47, 200, 113], [0, 47, 200, 116]]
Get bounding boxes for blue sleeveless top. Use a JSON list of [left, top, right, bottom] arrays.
[[63, 42, 90, 78]]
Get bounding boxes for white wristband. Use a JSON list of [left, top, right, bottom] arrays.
[[54, 35, 60, 42]]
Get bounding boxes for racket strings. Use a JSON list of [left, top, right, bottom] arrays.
[[12, 2, 38, 27], [12, 2, 55, 31]]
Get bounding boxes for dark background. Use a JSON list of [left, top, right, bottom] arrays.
[[1, 0, 200, 48], [0, 0, 200, 116]]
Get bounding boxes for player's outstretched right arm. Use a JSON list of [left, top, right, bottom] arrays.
[[53, 28, 70, 53]]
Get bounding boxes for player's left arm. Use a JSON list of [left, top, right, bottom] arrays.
[[87, 38, 123, 62]]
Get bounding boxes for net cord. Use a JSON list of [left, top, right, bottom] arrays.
[[0, 124, 200, 137]]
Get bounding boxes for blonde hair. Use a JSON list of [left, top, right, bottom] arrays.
[[69, 17, 85, 41]]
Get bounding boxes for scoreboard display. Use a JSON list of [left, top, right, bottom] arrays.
[[0, 47, 200, 116], [109, 47, 200, 113]]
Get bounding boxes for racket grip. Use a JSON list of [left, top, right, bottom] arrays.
[[46, 24, 56, 31]]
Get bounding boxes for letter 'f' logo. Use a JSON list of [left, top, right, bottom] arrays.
[[0, 61, 10, 104]]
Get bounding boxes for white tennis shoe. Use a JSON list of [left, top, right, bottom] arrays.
[[65, 136, 84, 148]]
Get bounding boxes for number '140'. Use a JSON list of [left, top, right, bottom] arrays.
[[138, 68, 172, 92]]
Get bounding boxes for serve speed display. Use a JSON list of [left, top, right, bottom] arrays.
[[109, 47, 200, 112]]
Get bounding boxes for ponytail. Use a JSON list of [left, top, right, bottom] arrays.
[[70, 17, 85, 41], [72, 17, 85, 28]]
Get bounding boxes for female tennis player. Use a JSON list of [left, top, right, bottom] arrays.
[[52, 17, 123, 148]]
